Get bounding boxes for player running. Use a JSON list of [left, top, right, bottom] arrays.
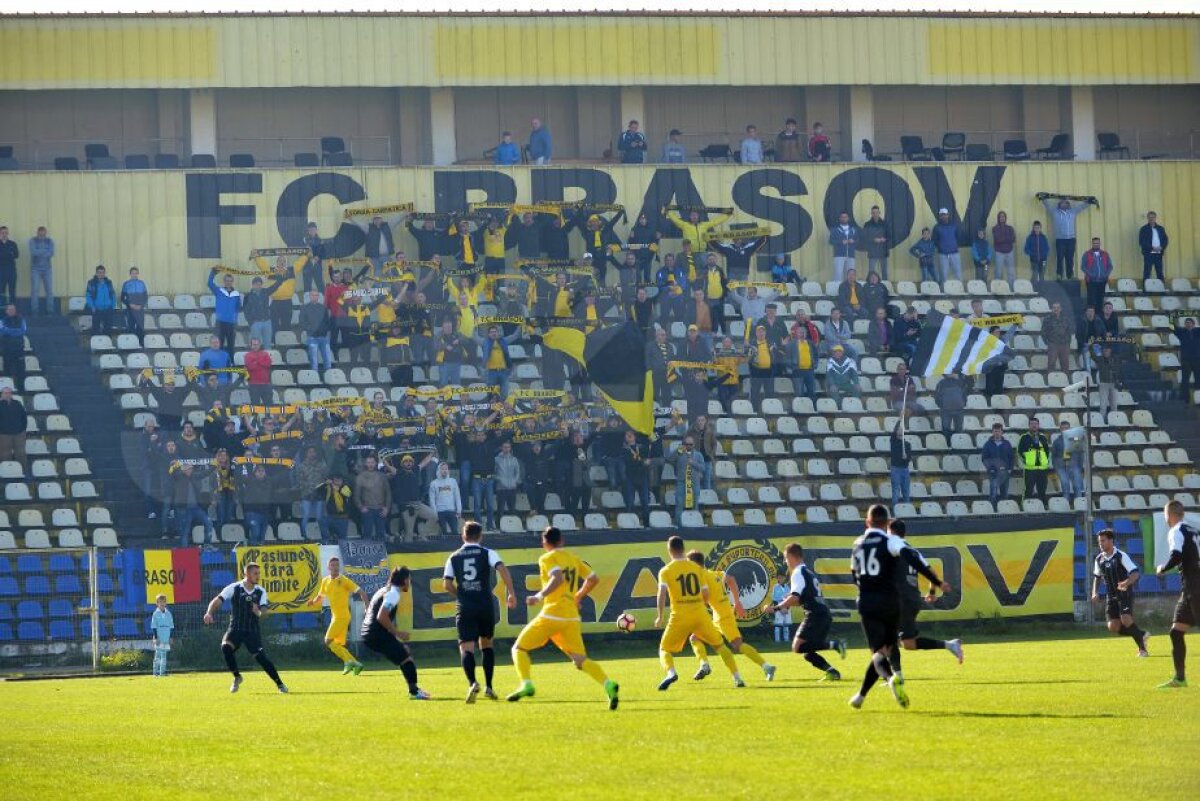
[[443, 521, 517, 703], [764, 542, 847, 681], [203, 562, 288, 694], [307, 556, 369, 674], [507, 527, 619, 710], [887, 519, 964, 678], [361, 566, 430, 700], [1157, 500, 1200, 688], [656, 536, 742, 690], [848, 505, 950, 710], [1091, 528, 1150, 657], [686, 550, 776, 682]]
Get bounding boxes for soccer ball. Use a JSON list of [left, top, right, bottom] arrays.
[[616, 612, 637, 633]]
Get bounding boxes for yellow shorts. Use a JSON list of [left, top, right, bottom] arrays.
[[660, 611, 725, 653], [514, 615, 587, 657], [326, 615, 350, 645], [714, 613, 742, 643]]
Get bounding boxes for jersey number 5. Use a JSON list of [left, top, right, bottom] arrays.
[[853, 549, 882, 576], [462, 558, 477, 582]]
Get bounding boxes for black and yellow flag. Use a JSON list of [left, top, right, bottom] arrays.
[[542, 321, 654, 435]]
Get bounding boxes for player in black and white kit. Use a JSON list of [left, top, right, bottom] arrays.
[[764, 542, 847, 681], [202, 562, 287, 694], [887, 520, 964, 679], [443, 521, 517, 703], [849, 504, 950, 709], [1091, 528, 1150, 657], [1157, 500, 1200, 688], [361, 566, 430, 700]]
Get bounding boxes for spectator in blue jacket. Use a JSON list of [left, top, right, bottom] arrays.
[[85, 265, 116, 335], [655, 254, 688, 323], [909, 227, 939, 285], [528, 117, 552, 165], [493, 131, 521, 166], [769, 252, 801, 286], [932, 208, 962, 282], [981, 422, 1014, 505], [617, 120, 647, 164], [970, 228, 993, 282], [197, 334, 234, 385], [828, 212, 858, 282], [27, 226, 55, 316], [0, 304, 27, 392], [207, 267, 242, 357], [120, 267, 148, 346], [1023, 221, 1050, 282]]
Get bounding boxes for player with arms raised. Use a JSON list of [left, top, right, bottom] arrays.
[[507, 527, 620, 710], [848, 505, 950, 709], [1091, 528, 1150, 657], [361, 566, 430, 700], [765, 543, 847, 681], [307, 556, 369, 674], [203, 562, 288, 694], [656, 536, 742, 690], [1157, 500, 1200, 688], [443, 521, 517, 703], [887, 520, 964, 678], [685, 550, 776, 682]]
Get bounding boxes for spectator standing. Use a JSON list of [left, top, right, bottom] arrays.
[[970, 228, 993, 283], [617, 120, 647, 164], [139, 371, 183, 430], [207, 268, 241, 357], [824, 345, 861, 403], [1080, 237, 1114, 312], [932, 209, 961, 282], [1, 304, 27, 392], [243, 274, 278, 349], [243, 338, 273, 407], [171, 464, 217, 548], [1138, 211, 1168, 283], [1043, 301, 1073, 373], [0, 387, 27, 474], [239, 465, 273, 545], [981, 423, 1013, 505], [494, 131, 521, 166], [836, 267, 866, 322], [120, 267, 148, 346], [662, 129, 687, 163], [362, 216, 396, 277], [528, 117, 552, 165], [671, 436, 705, 525], [889, 423, 911, 508], [739, 125, 763, 164], [475, 324, 521, 400], [934, 371, 968, 435], [198, 335, 234, 384], [686, 415, 718, 492], [1076, 305, 1105, 373], [518, 440, 552, 516], [748, 325, 777, 411], [1173, 313, 1199, 405], [391, 454, 437, 542], [713, 336, 742, 415], [0, 227, 17, 308], [862, 206, 890, 280], [302, 222, 326, 294], [558, 431, 595, 515], [493, 441, 522, 520], [1023, 221, 1050, 282], [620, 430, 651, 526], [1039, 194, 1094, 280], [295, 446, 329, 539], [322, 474, 353, 543], [267, 255, 302, 339], [775, 118, 804, 163], [1094, 343, 1120, 423], [1051, 420, 1083, 503], [355, 454, 392, 540], [807, 122, 832, 162], [787, 324, 818, 402], [85, 265, 116, 335], [299, 291, 333, 374], [708, 233, 767, 283], [27, 226, 54, 315], [992, 212, 1016, 285], [828, 212, 858, 282], [1017, 418, 1052, 503], [909, 228, 939, 285]]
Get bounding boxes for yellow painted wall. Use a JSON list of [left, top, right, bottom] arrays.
[[0, 15, 1196, 89], [0, 162, 1193, 297]]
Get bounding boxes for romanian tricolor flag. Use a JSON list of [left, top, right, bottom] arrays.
[[120, 548, 202, 605]]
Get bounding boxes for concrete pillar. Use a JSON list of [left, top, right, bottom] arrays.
[[156, 90, 186, 157], [188, 89, 217, 159], [848, 86, 874, 162], [429, 88, 457, 166], [1070, 86, 1096, 161]]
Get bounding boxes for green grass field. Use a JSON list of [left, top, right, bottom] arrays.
[[2, 634, 1197, 801]]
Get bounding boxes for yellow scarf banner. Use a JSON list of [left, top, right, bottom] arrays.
[[343, 203, 414, 218], [184, 366, 248, 382], [211, 264, 272, 277], [241, 430, 303, 447], [970, 314, 1025, 328], [728, 281, 786, 292], [703, 225, 773, 242]]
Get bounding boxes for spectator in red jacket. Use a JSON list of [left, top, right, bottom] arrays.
[[243, 337, 273, 407], [992, 211, 1016, 285]]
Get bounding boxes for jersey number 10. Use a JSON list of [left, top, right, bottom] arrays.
[[675, 573, 701, 597]]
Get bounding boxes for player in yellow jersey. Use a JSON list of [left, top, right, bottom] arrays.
[[685, 550, 777, 682], [307, 556, 369, 674], [507, 527, 620, 710], [656, 536, 743, 690]]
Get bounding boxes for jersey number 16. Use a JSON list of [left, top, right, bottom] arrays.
[[853, 548, 882, 577]]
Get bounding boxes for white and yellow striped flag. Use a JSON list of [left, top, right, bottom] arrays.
[[911, 312, 1009, 377]]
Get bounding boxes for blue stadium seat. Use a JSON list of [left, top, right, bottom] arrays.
[[271, 616, 290, 632], [17, 621, 44, 640], [80, 618, 105, 638], [0, 603, 11, 620], [111, 551, 126, 570], [48, 620, 74, 640], [48, 599, 74, 618], [97, 573, 114, 593], [80, 552, 107, 572], [112, 595, 147, 614], [0, 623, 12, 641], [48, 554, 75, 572], [0, 576, 17, 597], [24, 576, 51, 595], [1124, 538, 1143, 556], [1113, 518, 1138, 535], [210, 570, 234, 589], [113, 618, 139, 637], [201, 550, 229, 567], [0, 557, 11, 574], [1139, 575, 1160, 593], [290, 613, 319, 630], [15, 555, 42, 574], [16, 600, 44, 619], [1165, 574, 1182, 592], [55, 575, 83, 594]]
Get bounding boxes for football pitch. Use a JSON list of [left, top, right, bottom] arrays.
[[2, 635, 1196, 801]]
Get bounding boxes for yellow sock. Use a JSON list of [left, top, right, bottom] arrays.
[[739, 642, 766, 666], [329, 642, 355, 664], [659, 650, 675, 672], [580, 659, 608, 685], [691, 639, 709, 663], [715, 644, 738, 674], [515, 649, 532, 682]]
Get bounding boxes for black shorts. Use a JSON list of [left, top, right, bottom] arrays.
[[1105, 592, 1134, 620], [223, 629, 263, 655], [456, 604, 496, 643], [1173, 591, 1200, 627], [364, 633, 411, 665], [795, 608, 831, 646], [858, 594, 899, 652], [898, 595, 924, 641]]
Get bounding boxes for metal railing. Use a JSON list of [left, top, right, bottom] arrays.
[[216, 136, 393, 167], [874, 128, 1200, 160]]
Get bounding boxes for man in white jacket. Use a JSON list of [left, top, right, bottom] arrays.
[[428, 461, 462, 537]]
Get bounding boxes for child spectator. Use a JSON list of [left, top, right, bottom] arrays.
[[971, 228, 993, 282], [494, 131, 521, 165], [150, 594, 174, 677], [1024, 221, 1050, 282], [909, 227, 938, 285]]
